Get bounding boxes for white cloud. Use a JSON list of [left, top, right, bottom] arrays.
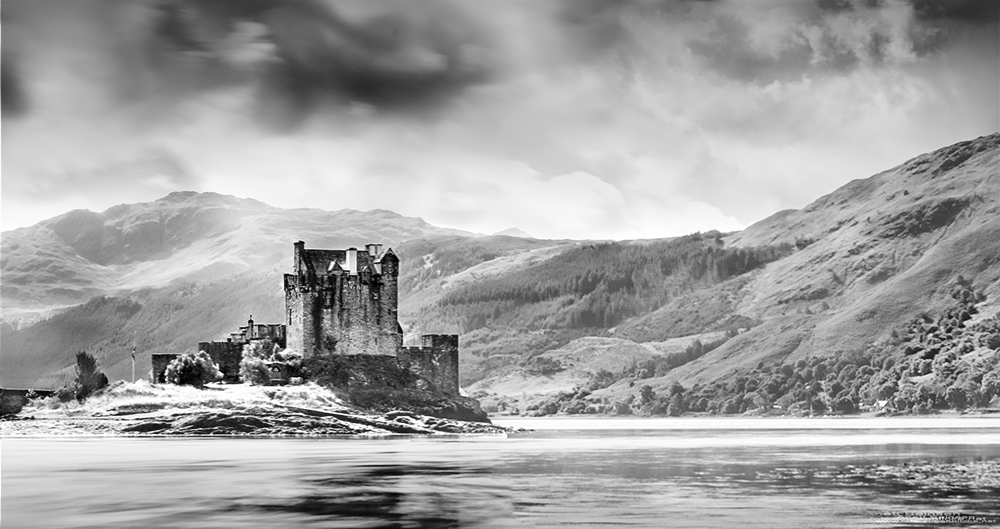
[[2, 0, 996, 240]]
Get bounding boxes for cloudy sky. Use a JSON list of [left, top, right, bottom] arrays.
[[2, 0, 998, 240]]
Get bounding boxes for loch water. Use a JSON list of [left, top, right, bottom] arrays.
[[4, 417, 1000, 528]]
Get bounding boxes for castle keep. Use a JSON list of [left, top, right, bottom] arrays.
[[158, 241, 460, 395], [284, 242, 402, 356]]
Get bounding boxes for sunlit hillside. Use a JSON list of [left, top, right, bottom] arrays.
[[1, 191, 473, 316]]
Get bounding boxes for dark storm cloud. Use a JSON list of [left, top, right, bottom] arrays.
[[251, 0, 494, 128], [1, 51, 27, 118], [910, 0, 1000, 24], [658, 0, 1000, 85], [1, 0, 496, 129], [816, 0, 855, 13], [688, 14, 815, 83], [556, 0, 721, 53]]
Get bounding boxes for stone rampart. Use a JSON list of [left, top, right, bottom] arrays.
[[198, 342, 244, 383], [397, 334, 460, 396], [151, 353, 179, 384]]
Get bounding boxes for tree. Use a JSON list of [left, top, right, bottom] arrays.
[[240, 340, 302, 385], [240, 340, 276, 385], [73, 351, 109, 402], [832, 396, 856, 414], [877, 381, 898, 400], [640, 385, 656, 405], [981, 370, 1000, 403], [165, 351, 222, 387], [588, 369, 617, 391], [946, 384, 969, 410]]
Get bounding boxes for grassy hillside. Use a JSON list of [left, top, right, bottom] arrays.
[[1, 270, 286, 388], [395, 233, 791, 383], [464, 133, 1000, 411], [1, 191, 473, 316]]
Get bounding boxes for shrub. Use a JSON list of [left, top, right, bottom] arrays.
[[832, 396, 856, 414], [587, 369, 617, 391], [56, 386, 76, 403], [240, 356, 271, 386], [610, 398, 632, 415], [240, 340, 301, 385], [165, 351, 222, 387], [639, 385, 656, 405]]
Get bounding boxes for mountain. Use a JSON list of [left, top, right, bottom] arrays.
[[461, 133, 1000, 409], [2, 135, 997, 405], [0, 191, 474, 317], [492, 227, 533, 238]]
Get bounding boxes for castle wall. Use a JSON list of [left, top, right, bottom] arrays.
[[286, 242, 400, 357], [397, 334, 460, 396], [151, 353, 179, 384], [327, 274, 398, 356], [199, 342, 244, 383], [285, 273, 318, 355]]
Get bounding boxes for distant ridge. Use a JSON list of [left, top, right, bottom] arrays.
[[0, 191, 476, 313], [492, 227, 533, 238]]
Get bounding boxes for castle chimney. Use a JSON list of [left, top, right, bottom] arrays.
[[346, 247, 357, 275], [294, 241, 305, 274]]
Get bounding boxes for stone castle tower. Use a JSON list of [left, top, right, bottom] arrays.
[[283, 241, 403, 356]]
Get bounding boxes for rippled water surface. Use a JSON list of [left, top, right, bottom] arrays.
[[4, 417, 1000, 528]]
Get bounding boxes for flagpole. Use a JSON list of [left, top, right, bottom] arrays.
[[132, 332, 137, 383]]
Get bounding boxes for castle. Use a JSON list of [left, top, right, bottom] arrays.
[[153, 242, 459, 395]]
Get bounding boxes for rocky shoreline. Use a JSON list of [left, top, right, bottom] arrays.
[[0, 382, 511, 437], [0, 409, 509, 437]]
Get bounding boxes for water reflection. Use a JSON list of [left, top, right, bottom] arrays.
[[252, 462, 512, 528], [4, 421, 1000, 528]]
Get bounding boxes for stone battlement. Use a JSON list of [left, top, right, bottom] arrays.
[[397, 334, 460, 395]]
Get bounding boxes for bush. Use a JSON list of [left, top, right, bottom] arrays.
[[56, 386, 76, 403], [240, 356, 272, 386], [832, 396, 856, 414], [165, 351, 222, 387], [240, 340, 301, 385]]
